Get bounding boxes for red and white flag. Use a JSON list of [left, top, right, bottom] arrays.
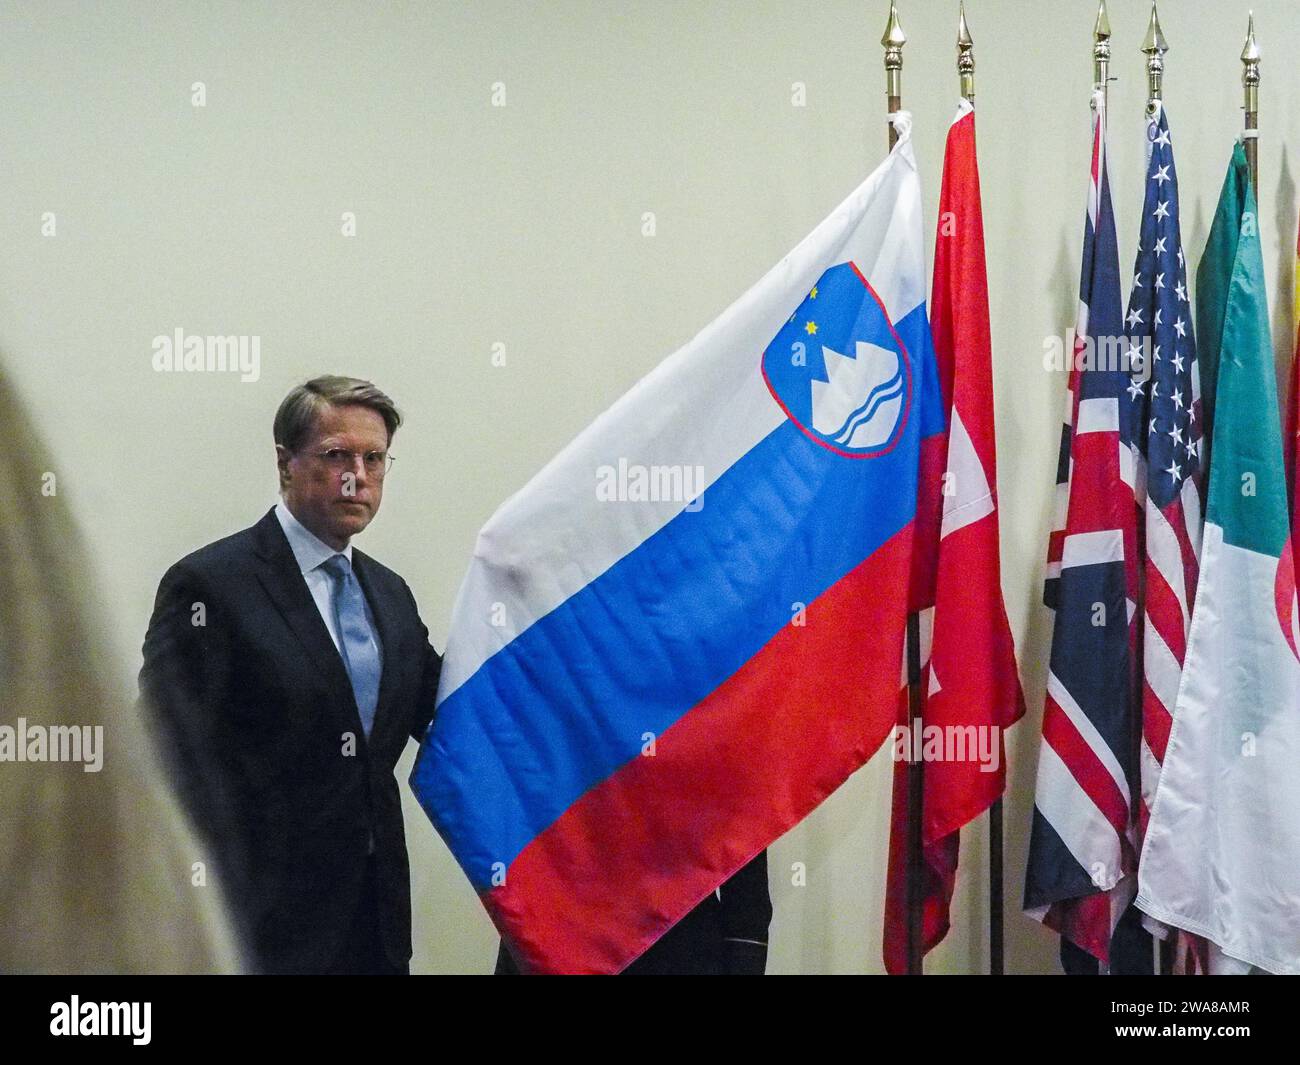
[[883, 99, 1025, 973]]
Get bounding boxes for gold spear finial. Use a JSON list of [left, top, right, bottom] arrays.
[[1241, 11, 1260, 189], [1093, 0, 1112, 98], [957, 1, 975, 103], [1241, 10, 1260, 62], [1093, 0, 1111, 39], [882, 0, 906, 102], [1242, 10, 1260, 114], [1141, 2, 1168, 106]]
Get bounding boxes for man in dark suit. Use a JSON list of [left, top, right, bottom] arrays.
[[140, 375, 441, 975], [494, 852, 772, 976]]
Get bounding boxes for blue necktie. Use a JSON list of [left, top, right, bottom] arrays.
[[322, 554, 381, 738]]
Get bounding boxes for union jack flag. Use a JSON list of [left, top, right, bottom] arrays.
[[1025, 92, 1141, 966]]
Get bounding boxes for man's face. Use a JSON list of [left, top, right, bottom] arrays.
[[277, 404, 390, 550]]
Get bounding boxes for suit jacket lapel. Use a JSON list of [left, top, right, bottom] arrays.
[[250, 508, 362, 735]]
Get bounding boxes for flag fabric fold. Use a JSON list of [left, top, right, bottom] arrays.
[[411, 112, 944, 974], [883, 99, 1024, 975], [1136, 143, 1300, 976]]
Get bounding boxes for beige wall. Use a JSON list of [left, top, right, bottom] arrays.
[[2, 0, 1296, 974]]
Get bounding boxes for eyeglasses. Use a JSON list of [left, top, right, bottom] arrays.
[[311, 447, 395, 477]]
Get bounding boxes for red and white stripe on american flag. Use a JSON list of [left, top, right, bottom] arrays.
[[1138, 473, 1201, 840]]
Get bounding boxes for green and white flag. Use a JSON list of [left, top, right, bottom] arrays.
[[1136, 143, 1300, 975]]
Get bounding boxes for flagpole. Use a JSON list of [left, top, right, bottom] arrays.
[[1093, 0, 1111, 109], [1141, 1, 1176, 979], [881, 0, 922, 976], [955, 2, 1004, 977], [1142, 2, 1166, 114], [957, 3, 975, 105], [883, 0, 905, 150], [1242, 13, 1260, 193], [1093, 0, 1113, 980]]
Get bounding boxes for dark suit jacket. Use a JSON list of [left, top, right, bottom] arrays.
[[139, 507, 441, 974], [494, 850, 772, 975]]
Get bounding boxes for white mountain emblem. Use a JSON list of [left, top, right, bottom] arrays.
[[811, 341, 905, 449]]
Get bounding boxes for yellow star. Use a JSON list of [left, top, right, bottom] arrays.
[[804, 320, 818, 335], [810, 285, 818, 299]]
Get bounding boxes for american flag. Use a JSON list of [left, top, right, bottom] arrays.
[[1124, 104, 1203, 846], [1125, 105, 1206, 974], [1025, 93, 1141, 965]]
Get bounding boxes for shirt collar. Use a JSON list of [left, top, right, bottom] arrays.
[[274, 499, 353, 575]]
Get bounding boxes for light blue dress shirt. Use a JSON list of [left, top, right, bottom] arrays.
[[274, 500, 382, 854], [274, 499, 383, 663]]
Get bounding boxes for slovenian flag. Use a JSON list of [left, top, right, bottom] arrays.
[[411, 112, 945, 974]]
